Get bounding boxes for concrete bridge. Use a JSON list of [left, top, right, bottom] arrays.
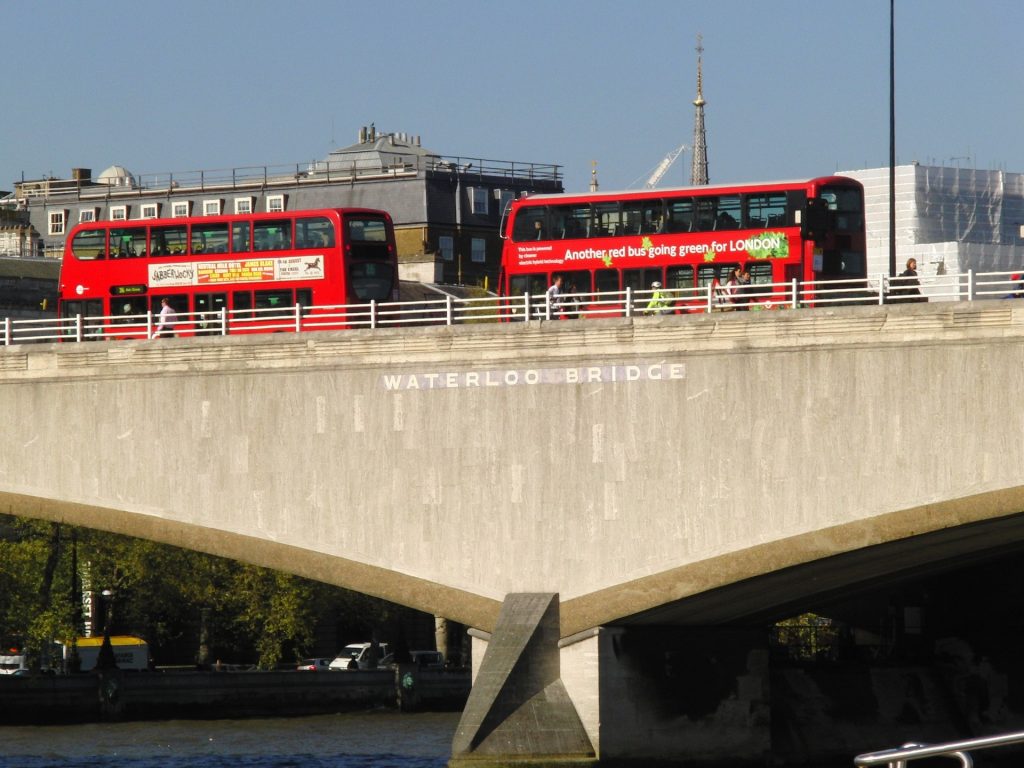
[[3, 303, 1024, 765]]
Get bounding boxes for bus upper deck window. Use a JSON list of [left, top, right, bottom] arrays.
[[254, 221, 291, 251], [232, 222, 250, 252], [298, 217, 334, 249], [72, 229, 106, 260]]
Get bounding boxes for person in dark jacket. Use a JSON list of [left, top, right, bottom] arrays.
[[894, 258, 926, 303]]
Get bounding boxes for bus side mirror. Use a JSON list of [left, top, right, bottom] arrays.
[[498, 200, 513, 240], [802, 198, 829, 243]]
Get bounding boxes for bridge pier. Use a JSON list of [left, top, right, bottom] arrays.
[[451, 595, 769, 767], [450, 593, 595, 767]]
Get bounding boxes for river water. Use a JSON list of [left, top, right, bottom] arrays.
[[0, 711, 460, 768]]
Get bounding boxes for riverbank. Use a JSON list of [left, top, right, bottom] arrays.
[[0, 666, 469, 724]]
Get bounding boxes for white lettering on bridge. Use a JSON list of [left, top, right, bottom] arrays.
[[379, 362, 686, 391]]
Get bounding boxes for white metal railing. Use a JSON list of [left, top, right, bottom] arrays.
[[3, 270, 1024, 347], [854, 729, 1024, 768]]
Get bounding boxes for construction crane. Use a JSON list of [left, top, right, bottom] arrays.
[[644, 143, 687, 188]]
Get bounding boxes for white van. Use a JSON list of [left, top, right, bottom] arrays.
[[329, 642, 390, 671], [0, 652, 27, 675], [67, 636, 150, 671]]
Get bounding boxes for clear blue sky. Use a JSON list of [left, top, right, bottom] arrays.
[[3, 0, 1022, 194]]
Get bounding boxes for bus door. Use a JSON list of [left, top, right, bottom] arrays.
[[111, 293, 149, 339], [622, 268, 662, 316], [59, 298, 103, 340], [194, 292, 227, 336], [698, 263, 738, 311], [506, 274, 545, 321]]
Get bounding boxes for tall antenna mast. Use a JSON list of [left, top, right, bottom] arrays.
[[690, 34, 709, 186]]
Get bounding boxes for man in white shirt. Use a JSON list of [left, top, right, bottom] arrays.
[[546, 275, 564, 317], [152, 298, 178, 338]]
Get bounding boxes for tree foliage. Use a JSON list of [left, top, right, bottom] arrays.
[[0, 515, 406, 669]]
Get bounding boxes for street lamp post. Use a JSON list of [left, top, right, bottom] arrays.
[[889, 0, 897, 278]]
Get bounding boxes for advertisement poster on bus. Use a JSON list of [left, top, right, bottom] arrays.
[[509, 233, 791, 270], [149, 256, 325, 288]]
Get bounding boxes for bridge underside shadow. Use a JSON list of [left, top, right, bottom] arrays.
[[619, 508, 1024, 628]]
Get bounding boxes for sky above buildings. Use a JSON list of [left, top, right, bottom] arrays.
[[2, 0, 1022, 195]]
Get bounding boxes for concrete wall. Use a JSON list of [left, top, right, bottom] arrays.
[[2, 304, 1024, 637], [0, 668, 468, 724]]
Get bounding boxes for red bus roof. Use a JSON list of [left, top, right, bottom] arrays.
[[513, 175, 860, 205]]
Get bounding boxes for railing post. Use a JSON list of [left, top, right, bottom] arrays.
[[446, 295, 454, 326], [791, 278, 799, 309], [147, 311, 154, 339], [370, 300, 377, 330], [705, 283, 713, 313], [967, 269, 975, 302], [625, 286, 633, 318], [524, 292, 532, 321], [295, 303, 303, 333], [220, 306, 228, 336], [76, 314, 84, 343], [878, 272, 887, 305], [545, 291, 552, 321], [3, 317, 11, 346]]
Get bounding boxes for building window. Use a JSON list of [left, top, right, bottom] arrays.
[[498, 189, 515, 216], [172, 201, 190, 218], [140, 203, 159, 219], [234, 197, 253, 215], [78, 208, 97, 223], [203, 199, 222, 216], [470, 187, 489, 215], [471, 237, 486, 263], [439, 235, 454, 262], [110, 205, 127, 221], [266, 194, 285, 213], [48, 210, 66, 236]]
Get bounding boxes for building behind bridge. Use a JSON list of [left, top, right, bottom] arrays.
[[843, 163, 1024, 279], [5, 148, 1024, 291], [0, 126, 563, 289]]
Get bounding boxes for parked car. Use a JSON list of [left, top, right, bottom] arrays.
[[379, 649, 445, 669], [328, 642, 390, 671], [296, 657, 333, 671]]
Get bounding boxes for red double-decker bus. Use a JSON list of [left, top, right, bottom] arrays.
[[58, 207, 398, 336], [498, 175, 865, 312]]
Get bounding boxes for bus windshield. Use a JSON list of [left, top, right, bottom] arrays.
[[347, 216, 392, 261], [818, 185, 864, 233]]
